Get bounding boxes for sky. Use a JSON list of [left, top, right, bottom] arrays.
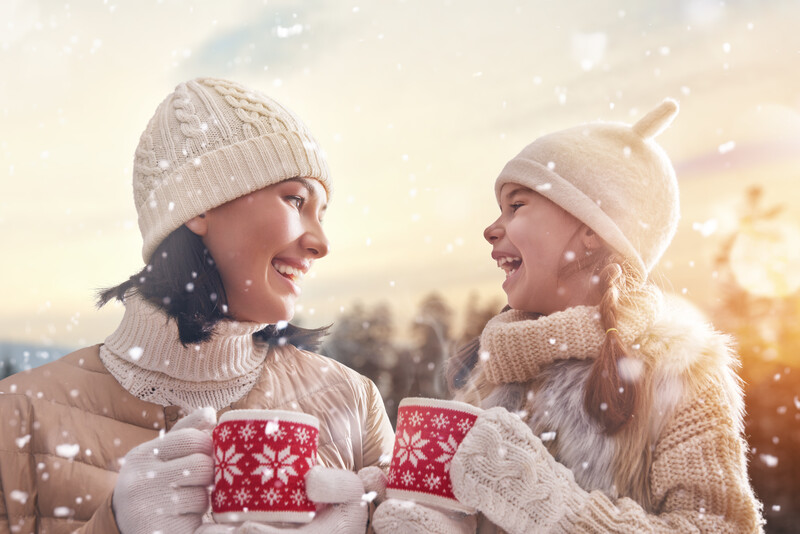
[[1, 0, 799, 348]]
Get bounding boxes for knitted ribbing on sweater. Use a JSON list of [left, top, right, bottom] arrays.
[[479, 285, 662, 385], [99, 294, 269, 410]]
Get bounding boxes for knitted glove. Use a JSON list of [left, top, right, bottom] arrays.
[[372, 499, 477, 534], [196, 466, 376, 534], [449, 407, 587, 534], [113, 406, 217, 534]]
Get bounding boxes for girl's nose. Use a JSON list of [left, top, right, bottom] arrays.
[[484, 218, 504, 244]]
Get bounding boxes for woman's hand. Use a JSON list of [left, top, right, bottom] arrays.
[[449, 407, 586, 534], [196, 466, 383, 534], [112, 406, 217, 534]]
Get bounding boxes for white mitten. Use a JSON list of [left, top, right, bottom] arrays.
[[113, 406, 217, 534], [195, 466, 373, 534], [357, 465, 388, 504], [449, 407, 587, 534], [372, 499, 476, 534]]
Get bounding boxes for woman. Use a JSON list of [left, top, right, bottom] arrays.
[[0, 77, 394, 534], [374, 99, 764, 533]]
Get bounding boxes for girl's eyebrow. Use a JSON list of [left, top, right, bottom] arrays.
[[500, 186, 530, 206]]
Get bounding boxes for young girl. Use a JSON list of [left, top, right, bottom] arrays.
[[0, 77, 394, 534], [374, 100, 764, 533]]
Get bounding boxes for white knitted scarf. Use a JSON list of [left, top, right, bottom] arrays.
[[99, 294, 270, 411], [479, 286, 663, 385]]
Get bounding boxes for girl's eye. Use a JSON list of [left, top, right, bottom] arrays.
[[510, 202, 524, 212], [286, 195, 305, 209]]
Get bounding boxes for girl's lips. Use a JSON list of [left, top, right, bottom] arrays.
[[495, 254, 523, 292], [501, 262, 522, 292]]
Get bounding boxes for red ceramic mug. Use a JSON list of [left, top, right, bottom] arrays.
[[212, 409, 319, 523], [386, 397, 482, 513]]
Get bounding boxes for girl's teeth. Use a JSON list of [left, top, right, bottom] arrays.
[[498, 256, 522, 266]]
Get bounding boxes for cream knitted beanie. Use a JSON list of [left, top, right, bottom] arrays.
[[133, 77, 331, 262], [495, 99, 680, 275]]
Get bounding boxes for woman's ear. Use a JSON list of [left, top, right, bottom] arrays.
[[185, 213, 208, 236], [581, 226, 602, 251]]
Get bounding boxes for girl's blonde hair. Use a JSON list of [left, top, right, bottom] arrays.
[[583, 257, 645, 435], [447, 248, 648, 436]]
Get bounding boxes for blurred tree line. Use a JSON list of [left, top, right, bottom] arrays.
[[320, 292, 501, 426]]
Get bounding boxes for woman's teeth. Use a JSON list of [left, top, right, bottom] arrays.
[[273, 262, 304, 281]]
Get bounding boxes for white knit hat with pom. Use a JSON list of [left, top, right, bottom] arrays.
[[133, 77, 331, 263], [495, 99, 680, 275]]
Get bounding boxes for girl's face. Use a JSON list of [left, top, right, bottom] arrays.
[[484, 184, 600, 315], [191, 178, 329, 324]]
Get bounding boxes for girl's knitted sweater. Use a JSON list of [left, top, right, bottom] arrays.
[[455, 290, 764, 533]]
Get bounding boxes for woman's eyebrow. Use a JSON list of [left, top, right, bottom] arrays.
[[287, 177, 328, 211]]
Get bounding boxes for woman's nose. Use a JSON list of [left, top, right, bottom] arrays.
[[304, 223, 329, 258], [484, 218, 504, 244]]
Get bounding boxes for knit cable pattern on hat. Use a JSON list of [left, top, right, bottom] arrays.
[[133, 77, 331, 262], [479, 284, 662, 385]]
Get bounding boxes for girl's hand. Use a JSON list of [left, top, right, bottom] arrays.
[[372, 499, 477, 534], [113, 407, 217, 534], [449, 407, 586, 534]]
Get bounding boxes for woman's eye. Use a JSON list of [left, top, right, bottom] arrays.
[[286, 195, 305, 209]]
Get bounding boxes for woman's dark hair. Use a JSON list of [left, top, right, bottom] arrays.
[[97, 224, 327, 350], [446, 224, 642, 436]]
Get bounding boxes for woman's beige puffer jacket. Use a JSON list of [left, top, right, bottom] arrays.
[[0, 343, 394, 533]]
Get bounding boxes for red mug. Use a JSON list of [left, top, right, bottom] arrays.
[[212, 409, 320, 523], [386, 397, 481, 513]]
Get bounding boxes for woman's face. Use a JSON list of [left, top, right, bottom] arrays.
[[484, 184, 599, 315], [194, 178, 329, 324]]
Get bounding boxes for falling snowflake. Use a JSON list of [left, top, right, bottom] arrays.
[[55, 443, 80, 459], [264, 420, 287, 441], [400, 471, 415, 487], [252, 445, 299, 484], [431, 413, 449, 429], [423, 473, 441, 490], [408, 411, 423, 427], [296, 427, 310, 445], [457, 418, 472, 434], [233, 488, 251, 506], [262, 487, 282, 506], [759, 454, 778, 467], [215, 445, 245, 485], [217, 425, 232, 442], [214, 490, 227, 508], [239, 424, 257, 441], [395, 430, 429, 467], [290, 488, 306, 506], [434, 435, 458, 472]]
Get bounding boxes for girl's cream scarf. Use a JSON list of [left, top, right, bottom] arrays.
[[476, 285, 663, 387]]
